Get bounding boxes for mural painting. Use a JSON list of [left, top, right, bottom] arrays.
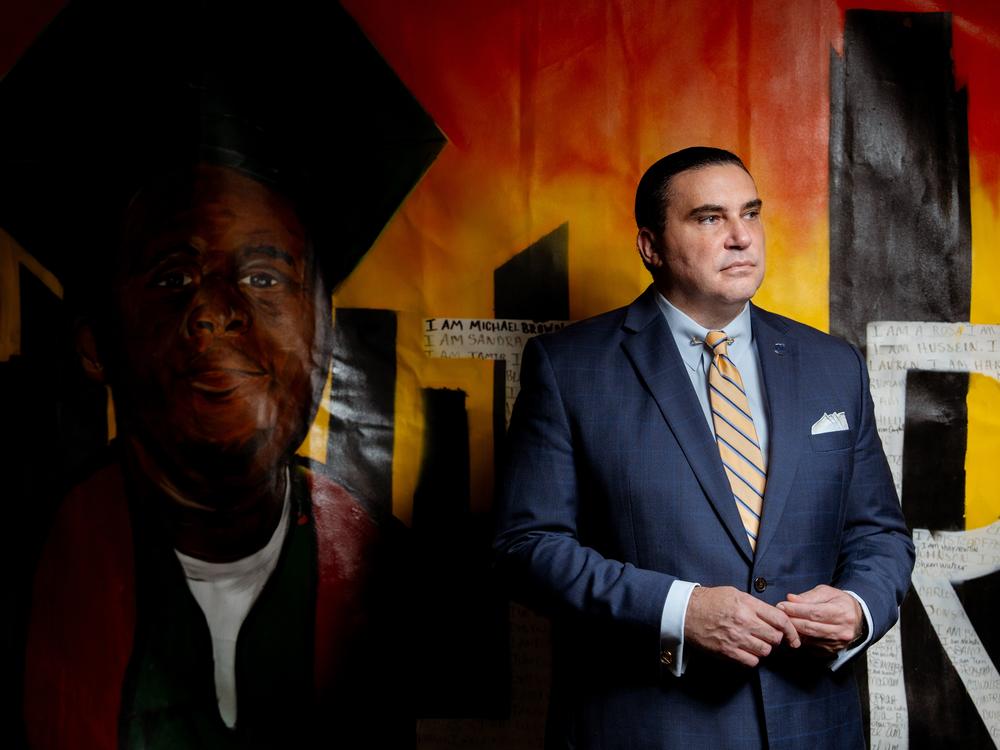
[[2, 0, 1000, 748]]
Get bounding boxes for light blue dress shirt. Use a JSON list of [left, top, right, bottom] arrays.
[[653, 293, 872, 675], [655, 294, 770, 460]]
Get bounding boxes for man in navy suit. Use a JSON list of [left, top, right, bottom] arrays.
[[494, 147, 914, 749]]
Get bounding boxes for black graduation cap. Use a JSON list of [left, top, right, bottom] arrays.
[[0, 0, 446, 293]]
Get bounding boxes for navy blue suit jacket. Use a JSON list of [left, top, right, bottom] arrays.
[[494, 287, 914, 749]]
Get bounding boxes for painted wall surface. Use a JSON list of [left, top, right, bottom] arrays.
[[2, 1, 999, 748]]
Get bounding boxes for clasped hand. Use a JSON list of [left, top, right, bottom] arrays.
[[684, 584, 862, 667]]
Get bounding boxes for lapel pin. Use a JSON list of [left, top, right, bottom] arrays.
[[773, 343, 786, 355]]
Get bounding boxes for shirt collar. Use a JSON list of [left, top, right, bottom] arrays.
[[654, 292, 753, 373]]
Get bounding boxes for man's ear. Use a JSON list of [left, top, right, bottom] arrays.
[[75, 322, 105, 383], [636, 228, 664, 270]]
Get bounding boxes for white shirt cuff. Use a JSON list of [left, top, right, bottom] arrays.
[[829, 590, 873, 671], [659, 580, 699, 677]]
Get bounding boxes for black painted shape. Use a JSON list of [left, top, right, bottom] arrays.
[[411, 389, 509, 717], [954, 570, 1000, 675], [829, 11, 975, 745], [494, 223, 570, 322], [326, 308, 397, 513], [18, 268, 108, 484], [901, 371, 968, 531], [412, 389, 471, 530], [0, 0, 446, 293], [1, 268, 107, 750], [493, 223, 571, 458], [830, 10, 971, 352], [900, 590, 994, 749]]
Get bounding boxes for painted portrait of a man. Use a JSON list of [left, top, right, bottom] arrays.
[[3, 2, 443, 747], [25, 158, 397, 748]]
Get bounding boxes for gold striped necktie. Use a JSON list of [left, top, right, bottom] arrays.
[[704, 330, 766, 551]]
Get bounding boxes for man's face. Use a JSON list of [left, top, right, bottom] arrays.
[[112, 164, 327, 490], [638, 163, 765, 328]]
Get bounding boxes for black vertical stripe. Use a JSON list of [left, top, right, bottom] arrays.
[[830, 11, 971, 349], [493, 222, 570, 464], [902, 371, 968, 531], [829, 11, 988, 748], [412, 388, 470, 529], [411, 388, 509, 716], [326, 308, 397, 513]]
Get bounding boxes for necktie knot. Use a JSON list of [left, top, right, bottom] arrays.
[[705, 330, 731, 357]]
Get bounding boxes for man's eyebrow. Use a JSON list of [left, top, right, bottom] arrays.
[[241, 244, 296, 266], [688, 203, 725, 217], [687, 198, 763, 218], [138, 243, 199, 273]]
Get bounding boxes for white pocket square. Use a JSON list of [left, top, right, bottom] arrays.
[[811, 412, 849, 435]]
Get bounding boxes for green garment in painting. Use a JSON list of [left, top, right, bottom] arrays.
[[121, 467, 319, 749]]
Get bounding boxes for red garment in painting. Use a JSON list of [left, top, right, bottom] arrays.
[[23, 462, 386, 749]]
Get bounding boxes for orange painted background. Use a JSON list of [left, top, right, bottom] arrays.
[[327, 0, 1000, 529], [4, 2, 1000, 747]]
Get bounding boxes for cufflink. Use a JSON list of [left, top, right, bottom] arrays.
[[660, 649, 674, 666]]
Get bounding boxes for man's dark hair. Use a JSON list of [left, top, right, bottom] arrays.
[[634, 147, 749, 237]]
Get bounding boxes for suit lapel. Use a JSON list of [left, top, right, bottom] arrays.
[[621, 288, 754, 563], [751, 305, 803, 562]]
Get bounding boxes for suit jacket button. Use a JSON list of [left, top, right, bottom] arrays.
[[660, 649, 674, 666], [754, 576, 767, 593]]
